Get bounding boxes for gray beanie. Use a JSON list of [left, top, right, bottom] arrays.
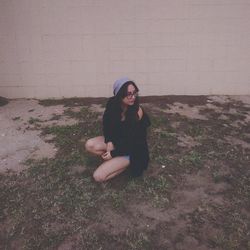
[[113, 77, 131, 96]]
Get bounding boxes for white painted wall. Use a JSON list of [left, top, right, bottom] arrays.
[[0, 0, 250, 98]]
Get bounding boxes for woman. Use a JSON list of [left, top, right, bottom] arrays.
[[85, 77, 151, 182]]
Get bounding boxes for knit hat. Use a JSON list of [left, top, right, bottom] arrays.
[[113, 77, 131, 96]]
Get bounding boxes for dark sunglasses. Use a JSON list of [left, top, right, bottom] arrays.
[[126, 91, 139, 99]]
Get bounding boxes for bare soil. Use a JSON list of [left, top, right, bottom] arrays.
[[0, 95, 249, 250]]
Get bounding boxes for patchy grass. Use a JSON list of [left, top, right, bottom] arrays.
[[178, 150, 203, 171], [39, 97, 107, 107], [1, 96, 250, 249], [28, 117, 43, 124]]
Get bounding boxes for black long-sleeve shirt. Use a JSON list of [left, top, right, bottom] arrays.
[[102, 97, 151, 176]]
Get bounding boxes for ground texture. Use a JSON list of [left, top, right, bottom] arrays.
[[0, 95, 249, 250]]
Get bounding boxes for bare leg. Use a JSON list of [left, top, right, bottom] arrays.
[[93, 157, 130, 182], [85, 136, 107, 156]]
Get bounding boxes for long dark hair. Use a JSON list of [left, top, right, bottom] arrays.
[[113, 81, 140, 123]]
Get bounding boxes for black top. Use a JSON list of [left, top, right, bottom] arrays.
[[102, 97, 151, 177]]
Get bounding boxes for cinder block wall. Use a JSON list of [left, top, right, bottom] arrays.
[[0, 0, 249, 98]]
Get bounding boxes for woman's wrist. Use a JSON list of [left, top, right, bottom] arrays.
[[106, 142, 114, 151]]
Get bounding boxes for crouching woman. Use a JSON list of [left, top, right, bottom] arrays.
[[85, 77, 151, 182]]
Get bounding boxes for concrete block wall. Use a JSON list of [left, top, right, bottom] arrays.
[[0, 0, 249, 98]]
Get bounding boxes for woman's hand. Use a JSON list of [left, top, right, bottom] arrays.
[[102, 151, 112, 161], [106, 142, 114, 152], [102, 142, 114, 160]]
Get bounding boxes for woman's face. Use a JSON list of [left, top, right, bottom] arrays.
[[122, 84, 138, 106]]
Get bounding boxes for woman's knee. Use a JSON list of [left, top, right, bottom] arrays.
[[85, 139, 94, 152], [85, 138, 105, 153], [93, 170, 106, 182]]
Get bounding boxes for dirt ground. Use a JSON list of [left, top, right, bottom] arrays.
[[0, 95, 249, 250]]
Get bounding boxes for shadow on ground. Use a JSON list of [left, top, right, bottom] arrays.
[[0, 95, 249, 250]]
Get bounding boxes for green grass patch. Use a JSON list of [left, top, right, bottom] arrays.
[[178, 150, 203, 170], [126, 176, 170, 207]]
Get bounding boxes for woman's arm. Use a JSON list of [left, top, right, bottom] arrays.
[[139, 106, 151, 127], [102, 98, 115, 144], [106, 141, 114, 151]]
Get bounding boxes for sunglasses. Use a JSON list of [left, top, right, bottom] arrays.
[[126, 91, 139, 99]]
